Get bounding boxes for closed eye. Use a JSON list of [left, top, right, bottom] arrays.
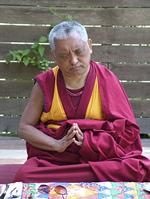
[[60, 54, 69, 59], [74, 48, 85, 56]]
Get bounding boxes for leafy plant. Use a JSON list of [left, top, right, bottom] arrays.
[[5, 13, 73, 71], [6, 36, 50, 70]]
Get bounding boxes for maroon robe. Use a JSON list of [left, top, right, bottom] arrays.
[[14, 61, 150, 182]]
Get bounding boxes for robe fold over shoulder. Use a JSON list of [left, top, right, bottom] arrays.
[[14, 61, 150, 182]]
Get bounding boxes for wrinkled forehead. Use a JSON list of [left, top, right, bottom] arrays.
[[54, 34, 87, 52]]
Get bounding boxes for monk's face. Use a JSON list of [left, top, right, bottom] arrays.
[[52, 34, 92, 77]]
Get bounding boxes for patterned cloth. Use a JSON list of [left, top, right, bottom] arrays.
[[22, 182, 150, 199]]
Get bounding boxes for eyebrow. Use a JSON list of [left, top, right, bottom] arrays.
[[59, 52, 69, 56], [58, 44, 85, 55]]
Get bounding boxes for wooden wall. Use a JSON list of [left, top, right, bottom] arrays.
[[0, 0, 150, 134]]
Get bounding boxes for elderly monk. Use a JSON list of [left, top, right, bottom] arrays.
[[14, 21, 150, 182]]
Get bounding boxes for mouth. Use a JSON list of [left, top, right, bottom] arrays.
[[69, 67, 81, 74], [69, 65, 82, 71]]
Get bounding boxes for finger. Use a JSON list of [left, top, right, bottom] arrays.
[[67, 125, 76, 135], [77, 129, 83, 137], [65, 137, 75, 147], [66, 130, 76, 140], [73, 138, 82, 146], [75, 128, 83, 138], [59, 137, 74, 152], [75, 124, 83, 136], [75, 131, 84, 142]]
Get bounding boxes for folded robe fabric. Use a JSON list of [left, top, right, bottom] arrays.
[[14, 61, 150, 182]]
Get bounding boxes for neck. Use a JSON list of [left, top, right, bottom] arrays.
[[63, 67, 90, 90]]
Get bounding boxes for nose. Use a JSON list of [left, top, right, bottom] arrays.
[[70, 52, 78, 65]]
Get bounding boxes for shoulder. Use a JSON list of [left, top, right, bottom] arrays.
[[35, 66, 60, 84], [33, 67, 59, 95], [91, 60, 118, 81], [35, 68, 54, 82]]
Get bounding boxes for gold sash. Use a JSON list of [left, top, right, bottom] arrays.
[[40, 66, 103, 129]]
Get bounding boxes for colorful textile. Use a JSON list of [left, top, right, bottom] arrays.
[[14, 61, 150, 182], [22, 182, 150, 199]]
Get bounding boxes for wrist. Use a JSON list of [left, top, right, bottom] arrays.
[[47, 137, 59, 152], [52, 139, 59, 152]]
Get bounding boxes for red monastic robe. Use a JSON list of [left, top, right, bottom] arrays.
[[14, 61, 150, 182]]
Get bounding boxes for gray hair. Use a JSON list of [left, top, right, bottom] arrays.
[[48, 21, 88, 50]]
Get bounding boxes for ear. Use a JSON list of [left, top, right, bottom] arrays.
[[88, 38, 93, 54], [51, 50, 56, 60]]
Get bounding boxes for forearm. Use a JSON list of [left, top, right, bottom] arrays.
[[18, 124, 58, 152]]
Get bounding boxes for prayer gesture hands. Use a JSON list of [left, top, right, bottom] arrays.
[[56, 123, 84, 153], [72, 123, 84, 146]]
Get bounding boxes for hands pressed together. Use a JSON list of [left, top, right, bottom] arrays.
[[55, 123, 84, 153]]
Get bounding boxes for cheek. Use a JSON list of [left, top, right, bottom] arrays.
[[56, 57, 67, 65], [80, 53, 91, 63], [56, 60, 69, 71]]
